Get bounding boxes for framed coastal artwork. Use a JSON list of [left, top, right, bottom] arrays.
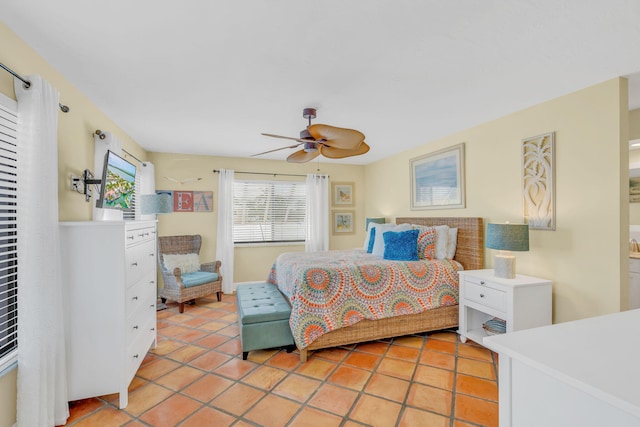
[[332, 182, 354, 206], [522, 132, 555, 230], [410, 143, 465, 210], [332, 210, 355, 235]]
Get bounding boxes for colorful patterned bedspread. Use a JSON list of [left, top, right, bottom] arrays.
[[267, 249, 462, 349]]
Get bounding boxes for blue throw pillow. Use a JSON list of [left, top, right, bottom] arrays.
[[366, 226, 376, 253], [382, 229, 419, 261]]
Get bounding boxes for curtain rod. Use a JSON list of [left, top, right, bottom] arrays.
[[212, 169, 328, 178], [122, 149, 143, 165], [0, 63, 70, 113]]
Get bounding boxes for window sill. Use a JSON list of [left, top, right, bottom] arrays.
[[0, 351, 17, 377], [234, 242, 304, 248]]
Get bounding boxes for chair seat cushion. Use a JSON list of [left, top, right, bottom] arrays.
[[181, 271, 219, 288]]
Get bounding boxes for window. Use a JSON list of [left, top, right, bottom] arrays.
[[0, 93, 18, 372], [233, 179, 306, 243]]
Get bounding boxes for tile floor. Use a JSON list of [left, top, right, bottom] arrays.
[[59, 294, 499, 427]]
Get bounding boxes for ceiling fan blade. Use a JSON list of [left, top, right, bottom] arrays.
[[287, 149, 321, 163], [308, 124, 365, 150], [251, 143, 303, 157], [320, 141, 370, 159], [261, 133, 314, 143]]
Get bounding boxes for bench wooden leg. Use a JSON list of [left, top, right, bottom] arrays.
[[299, 348, 308, 363]]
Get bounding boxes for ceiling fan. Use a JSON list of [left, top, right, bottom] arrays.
[[254, 108, 369, 163]]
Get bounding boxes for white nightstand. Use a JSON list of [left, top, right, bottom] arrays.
[[458, 269, 552, 346]]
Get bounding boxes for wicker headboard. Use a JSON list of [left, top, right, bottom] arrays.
[[396, 217, 484, 271]]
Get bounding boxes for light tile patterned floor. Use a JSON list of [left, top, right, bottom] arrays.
[[59, 294, 499, 427]]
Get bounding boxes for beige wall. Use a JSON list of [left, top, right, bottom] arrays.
[[148, 152, 365, 283], [365, 78, 629, 324]]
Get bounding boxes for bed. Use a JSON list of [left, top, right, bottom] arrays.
[[269, 217, 484, 362]]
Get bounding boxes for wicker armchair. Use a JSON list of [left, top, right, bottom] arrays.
[[158, 235, 222, 313]]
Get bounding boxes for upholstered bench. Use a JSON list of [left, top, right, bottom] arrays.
[[236, 282, 295, 360]]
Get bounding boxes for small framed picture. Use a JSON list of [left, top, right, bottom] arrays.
[[332, 211, 355, 235], [332, 182, 355, 206]]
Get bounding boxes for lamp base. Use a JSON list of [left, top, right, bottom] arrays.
[[494, 253, 516, 279]]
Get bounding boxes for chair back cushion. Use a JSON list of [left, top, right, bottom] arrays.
[[162, 253, 200, 273]]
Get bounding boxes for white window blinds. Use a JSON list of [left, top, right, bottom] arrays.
[[0, 93, 18, 372], [233, 179, 306, 243]]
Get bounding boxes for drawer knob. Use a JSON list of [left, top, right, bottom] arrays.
[[151, 327, 156, 331], [150, 304, 155, 309], [128, 236, 134, 240], [131, 262, 138, 267], [132, 296, 138, 301], [133, 325, 139, 330], [480, 293, 485, 298], [149, 253, 155, 257], [133, 354, 139, 359], [480, 281, 485, 285], [150, 281, 155, 285]]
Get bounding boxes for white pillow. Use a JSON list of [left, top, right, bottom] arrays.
[[412, 224, 449, 259], [446, 228, 458, 259], [371, 223, 412, 257], [163, 253, 201, 274]]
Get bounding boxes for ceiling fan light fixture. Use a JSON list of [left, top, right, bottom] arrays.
[[303, 141, 317, 152], [299, 129, 314, 140]]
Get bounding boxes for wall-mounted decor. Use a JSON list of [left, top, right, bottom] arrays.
[[173, 191, 193, 212], [410, 143, 465, 210], [522, 132, 555, 230], [157, 190, 214, 212], [332, 210, 355, 235], [193, 191, 214, 212], [332, 182, 354, 206], [630, 166, 640, 203]]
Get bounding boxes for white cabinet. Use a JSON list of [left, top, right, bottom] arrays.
[[60, 220, 157, 408], [484, 310, 640, 427], [458, 269, 552, 346], [629, 257, 640, 309]]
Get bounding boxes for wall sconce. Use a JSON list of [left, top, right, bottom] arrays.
[[486, 222, 529, 279], [140, 194, 173, 215]]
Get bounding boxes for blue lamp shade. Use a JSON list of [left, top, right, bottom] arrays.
[[486, 223, 529, 279], [486, 223, 529, 252], [140, 194, 173, 215], [365, 217, 385, 230]]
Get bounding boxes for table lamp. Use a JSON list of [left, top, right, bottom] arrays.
[[141, 193, 173, 215], [486, 222, 529, 279], [365, 217, 385, 230]]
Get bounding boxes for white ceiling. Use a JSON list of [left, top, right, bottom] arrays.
[[3, 1, 640, 165]]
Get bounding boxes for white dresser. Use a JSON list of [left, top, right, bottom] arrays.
[[484, 309, 640, 427], [60, 220, 158, 408]]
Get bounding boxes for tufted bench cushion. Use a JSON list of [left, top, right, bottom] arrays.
[[236, 282, 295, 360]]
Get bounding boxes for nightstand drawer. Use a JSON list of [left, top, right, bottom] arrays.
[[465, 282, 506, 312]]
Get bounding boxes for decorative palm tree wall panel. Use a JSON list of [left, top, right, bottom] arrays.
[[522, 132, 555, 230]]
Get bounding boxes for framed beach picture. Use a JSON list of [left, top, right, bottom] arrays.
[[332, 182, 354, 206], [410, 143, 465, 210], [332, 210, 355, 235]]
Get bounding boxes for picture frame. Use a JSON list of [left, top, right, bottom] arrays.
[[522, 132, 555, 230], [630, 164, 640, 203], [332, 210, 355, 235], [332, 182, 355, 206], [410, 143, 465, 210]]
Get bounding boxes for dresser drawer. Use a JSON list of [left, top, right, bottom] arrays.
[[125, 273, 155, 318], [464, 281, 506, 312], [125, 240, 156, 286], [126, 225, 156, 247]]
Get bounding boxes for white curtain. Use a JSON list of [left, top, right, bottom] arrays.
[[216, 169, 235, 294], [305, 173, 329, 252], [138, 161, 156, 221], [14, 76, 69, 426]]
